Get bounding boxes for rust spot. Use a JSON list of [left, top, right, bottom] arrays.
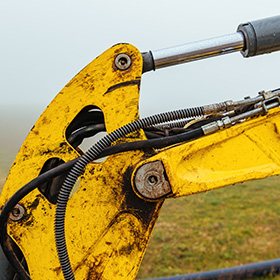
[[16, 194, 45, 227], [112, 43, 129, 50], [118, 243, 134, 255], [28, 195, 42, 211], [74, 252, 108, 275], [65, 78, 75, 88], [274, 122, 280, 135], [53, 266, 62, 275], [89, 167, 95, 175], [87, 263, 104, 279], [24, 218, 33, 227], [41, 148, 53, 156], [41, 116, 50, 125], [10, 195, 43, 228], [59, 142, 67, 148]]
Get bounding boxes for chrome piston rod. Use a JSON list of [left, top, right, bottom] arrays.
[[151, 32, 244, 69], [141, 16, 280, 72]]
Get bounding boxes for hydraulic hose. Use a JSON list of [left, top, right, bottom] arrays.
[[0, 117, 204, 280], [54, 106, 205, 280], [0, 159, 79, 280], [4, 91, 280, 279], [142, 258, 280, 280]]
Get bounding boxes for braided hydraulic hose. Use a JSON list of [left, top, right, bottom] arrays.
[[54, 106, 204, 280]]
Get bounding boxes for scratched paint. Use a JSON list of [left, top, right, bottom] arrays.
[[0, 44, 163, 279]]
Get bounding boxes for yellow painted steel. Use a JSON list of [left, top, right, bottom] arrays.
[[132, 107, 280, 199], [0, 44, 163, 279], [2, 41, 280, 280]]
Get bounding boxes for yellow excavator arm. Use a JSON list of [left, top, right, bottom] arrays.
[[1, 16, 280, 280]]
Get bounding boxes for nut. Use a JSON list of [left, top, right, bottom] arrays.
[[10, 204, 25, 221]]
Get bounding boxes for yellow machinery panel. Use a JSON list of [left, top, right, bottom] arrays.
[[1, 42, 280, 280], [0, 44, 163, 279], [132, 107, 280, 199]]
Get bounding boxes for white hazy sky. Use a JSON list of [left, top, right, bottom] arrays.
[[1, 0, 280, 156]]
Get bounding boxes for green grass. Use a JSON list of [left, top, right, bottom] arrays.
[[1, 158, 280, 280], [137, 177, 280, 279]]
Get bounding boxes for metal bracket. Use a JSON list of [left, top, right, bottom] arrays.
[[259, 90, 275, 100]]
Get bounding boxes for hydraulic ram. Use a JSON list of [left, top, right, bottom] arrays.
[[142, 15, 280, 72]]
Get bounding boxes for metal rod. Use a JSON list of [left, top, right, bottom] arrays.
[[151, 32, 244, 69], [142, 258, 280, 280]]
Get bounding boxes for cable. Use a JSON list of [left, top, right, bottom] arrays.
[[55, 106, 205, 280], [2, 107, 280, 280], [0, 126, 205, 279], [54, 97, 280, 279], [67, 123, 106, 148], [0, 158, 79, 280], [4, 96, 278, 279]]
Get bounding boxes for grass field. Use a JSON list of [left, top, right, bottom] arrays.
[[137, 177, 280, 280], [1, 160, 280, 280]]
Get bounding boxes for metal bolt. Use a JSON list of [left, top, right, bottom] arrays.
[[134, 161, 171, 200], [114, 53, 132, 70], [147, 175, 158, 186], [10, 204, 25, 221]]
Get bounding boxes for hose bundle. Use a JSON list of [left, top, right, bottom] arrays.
[[55, 106, 205, 280]]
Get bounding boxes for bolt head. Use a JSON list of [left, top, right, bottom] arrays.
[[147, 175, 158, 186], [10, 204, 25, 221], [115, 53, 132, 70], [134, 161, 172, 200]]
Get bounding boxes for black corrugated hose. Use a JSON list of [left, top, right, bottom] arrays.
[[0, 125, 205, 280], [54, 106, 204, 280], [3, 105, 280, 280]]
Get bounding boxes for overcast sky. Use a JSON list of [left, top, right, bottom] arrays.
[[1, 0, 280, 156]]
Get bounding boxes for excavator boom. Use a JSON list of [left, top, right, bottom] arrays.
[[1, 16, 280, 280]]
